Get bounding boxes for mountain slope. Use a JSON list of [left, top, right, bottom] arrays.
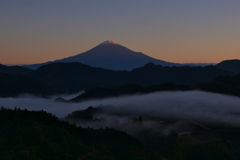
[[23, 40, 180, 70], [22, 61, 52, 70], [0, 108, 158, 160], [54, 40, 180, 70], [69, 83, 190, 102], [27, 62, 127, 92], [0, 64, 32, 75], [0, 73, 56, 97], [194, 73, 240, 97], [215, 59, 240, 74], [27, 62, 234, 93]]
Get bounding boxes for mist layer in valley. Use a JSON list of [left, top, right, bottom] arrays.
[[1, 90, 240, 128]]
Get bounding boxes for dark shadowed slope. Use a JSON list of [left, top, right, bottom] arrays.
[[27, 62, 233, 93], [0, 73, 56, 97], [69, 74, 240, 102], [194, 73, 240, 97], [64, 106, 240, 160], [0, 108, 158, 160], [69, 83, 190, 102], [0, 64, 32, 75], [23, 40, 180, 70], [22, 61, 52, 70], [27, 62, 128, 92], [215, 59, 240, 74], [129, 63, 233, 86]]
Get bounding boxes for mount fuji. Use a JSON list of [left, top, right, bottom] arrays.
[[23, 40, 181, 70]]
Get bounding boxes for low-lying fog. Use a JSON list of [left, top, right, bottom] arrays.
[[1, 91, 240, 126]]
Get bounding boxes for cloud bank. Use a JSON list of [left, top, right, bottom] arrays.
[[1, 91, 240, 126]]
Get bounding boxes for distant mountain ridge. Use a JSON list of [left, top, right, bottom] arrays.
[[27, 62, 233, 93], [194, 73, 240, 97], [215, 59, 240, 74], [69, 83, 190, 102], [69, 73, 240, 102], [0, 73, 56, 97], [23, 40, 181, 70], [1, 59, 236, 97], [0, 64, 32, 75]]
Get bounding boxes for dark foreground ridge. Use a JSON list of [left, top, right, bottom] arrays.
[[0, 107, 156, 160], [2, 107, 240, 160], [64, 106, 240, 160]]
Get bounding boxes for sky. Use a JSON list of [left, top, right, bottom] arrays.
[[1, 0, 240, 65]]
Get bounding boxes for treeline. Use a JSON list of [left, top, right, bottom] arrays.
[[70, 75, 240, 102], [27, 62, 233, 92], [64, 106, 240, 160], [194, 74, 240, 97], [0, 107, 158, 160], [1, 107, 240, 159], [0, 62, 238, 98], [0, 73, 58, 97], [69, 83, 189, 102]]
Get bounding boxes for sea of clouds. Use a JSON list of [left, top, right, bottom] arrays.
[[1, 91, 240, 126]]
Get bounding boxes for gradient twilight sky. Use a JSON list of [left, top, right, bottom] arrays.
[[1, 0, 240, 65]]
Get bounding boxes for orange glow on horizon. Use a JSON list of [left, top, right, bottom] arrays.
[[1, 39, 240, 65]]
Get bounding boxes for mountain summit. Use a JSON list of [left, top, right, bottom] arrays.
[[23, 41, 180, 70], [101, 40, 119, 45]]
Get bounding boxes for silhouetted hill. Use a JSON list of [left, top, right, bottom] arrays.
[[23, 61, 52, 70], [0, 108, 158, 160], [27, 62, 127, 93], [27, 62, 233, 93], [0, 64, 32, 75], [0, 73, 56, 97], [2, 107, 240, 160], [130, 63, 234, 86], [23, 40, 180, 70], [194, 73, 240, 97], [70, 83, 190, 102], [215, 59, 240, 74], [64, 106, 240, 160]]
